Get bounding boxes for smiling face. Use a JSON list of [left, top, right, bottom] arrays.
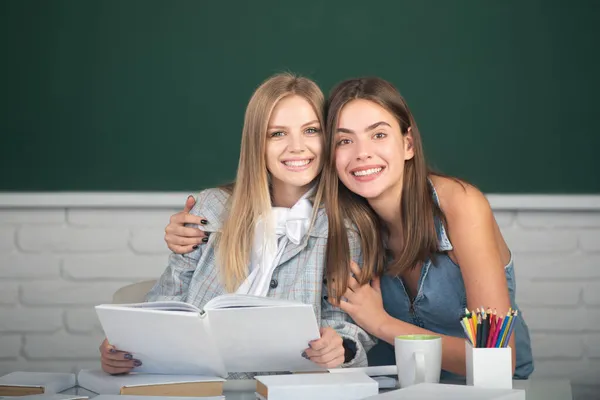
[[334, 99, 414, 201], [265, 94, 323, 198]]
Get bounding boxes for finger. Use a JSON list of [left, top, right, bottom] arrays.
[[166, 224, 206, 238], [342, 288, 357, 302], [102, 366, 132, 375], [372, 276, 381, 292], [347, 276, 360, 292], [337, 298, 357, 315], [308, 337, 329, 352], [168, 244, 199, 254], [323, 355, 345, 369], [328, 296, 346, 309], [308, 346, 345, 366], [164, 235, 203, 247], [101, 361, 135, 375], [183, 195, 196, 213], [349, 261, 361, 277], [101, 347, 134, 362], [101, 355, 138, 369], [170, 212, 206, 227], [165, 227, 206, 243]]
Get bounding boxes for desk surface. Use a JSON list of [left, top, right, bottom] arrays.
[[62, 378, 572, 400]]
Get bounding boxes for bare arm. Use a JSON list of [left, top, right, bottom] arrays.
[[378, 184, 514, 375], [337, 182, 515, 376]]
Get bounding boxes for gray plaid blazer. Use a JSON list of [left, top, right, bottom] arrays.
[[147, 188, 375, 374]]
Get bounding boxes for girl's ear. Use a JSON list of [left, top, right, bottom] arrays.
[[404, 127, 415, 161]]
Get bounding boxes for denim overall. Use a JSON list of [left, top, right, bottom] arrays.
[[367, 187, 534, 379]]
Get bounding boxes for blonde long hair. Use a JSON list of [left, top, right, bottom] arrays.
[[216, 73, 327, 292]]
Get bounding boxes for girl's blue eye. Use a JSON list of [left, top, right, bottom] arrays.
[[305, 127, 321, 135], [270, 131, 285, 138]]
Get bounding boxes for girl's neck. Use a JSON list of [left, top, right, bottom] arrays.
[[270, 179, 313, 208], [367, 179, 404, 238]]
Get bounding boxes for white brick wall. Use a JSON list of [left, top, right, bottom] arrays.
[[0, 203, 598, 399], [0, 207, 177, 378]]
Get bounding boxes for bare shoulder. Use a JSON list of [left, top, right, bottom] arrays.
[[429, 175, 492, 220]]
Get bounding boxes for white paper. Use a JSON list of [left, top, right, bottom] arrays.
[[95, 306, 226, 377], [207, 303, 321, 373], [204, 293, 309, 310], [100, 301, 200, 313]]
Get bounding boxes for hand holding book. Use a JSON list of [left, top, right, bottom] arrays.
[[99, 338, 140, 375], [304, 327, 345, 369]]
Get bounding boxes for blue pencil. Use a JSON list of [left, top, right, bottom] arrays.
[[495, 314, 510, 348], [502, 310, 518, 348]]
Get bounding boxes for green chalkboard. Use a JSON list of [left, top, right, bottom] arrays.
[[1, 0, 598, 193]]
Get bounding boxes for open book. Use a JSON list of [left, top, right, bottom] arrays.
[[95, 294, 322, 377]]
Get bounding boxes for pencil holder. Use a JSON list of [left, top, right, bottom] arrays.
[[465, 342, 512, 389]]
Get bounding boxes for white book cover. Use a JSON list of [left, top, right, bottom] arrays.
[[255, 372, 379, 400], [328, 365, 397, 376], [1, 395, 87, 400], [93, 396, 224, 400], [361, 383, 526, 400], [95, 294, 322, 377], [0, 372, 76, 394], [76, 370, 224, 395]]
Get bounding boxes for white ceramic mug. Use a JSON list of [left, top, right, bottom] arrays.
[[394, 334, 442, 388]]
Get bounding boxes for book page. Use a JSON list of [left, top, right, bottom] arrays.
[[206, 303, 322, 373], [204, 293, 308, 310], [98, 301, 201, 313], [95, 306, 227, 377]]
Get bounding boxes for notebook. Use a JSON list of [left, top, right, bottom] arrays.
[[0, 372, 76, 396], [76, 369, 224, 397], [254, 372, 378, 400], [1, 395, 88, 400], [95, 294, 322, 377]]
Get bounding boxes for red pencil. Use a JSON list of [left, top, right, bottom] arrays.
[[490, 315, 504, 348], [486, 311, 497, 348]]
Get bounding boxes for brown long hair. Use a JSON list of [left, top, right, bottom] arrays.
[[324, 77, 446, 296], [216, 73, 327, 292]]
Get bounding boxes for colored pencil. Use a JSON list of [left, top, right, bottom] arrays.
[[461, 308, 518, 348], [502, 310, 519, 348], [495, 314, 510, 347]]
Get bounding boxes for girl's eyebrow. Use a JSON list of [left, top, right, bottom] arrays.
[[268, 120, 320, 130], [337, 121, 392, 134]]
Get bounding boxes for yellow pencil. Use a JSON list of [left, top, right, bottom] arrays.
[[462, 316, 475, 344], [470, 310, 477, 336], [500, 313, 514, 347]]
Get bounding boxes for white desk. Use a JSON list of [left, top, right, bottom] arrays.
[[64, 378, 572, 400]]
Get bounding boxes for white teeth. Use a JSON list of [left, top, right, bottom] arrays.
[[352, 167, 382, 177], [284, 160, 311, 167]]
